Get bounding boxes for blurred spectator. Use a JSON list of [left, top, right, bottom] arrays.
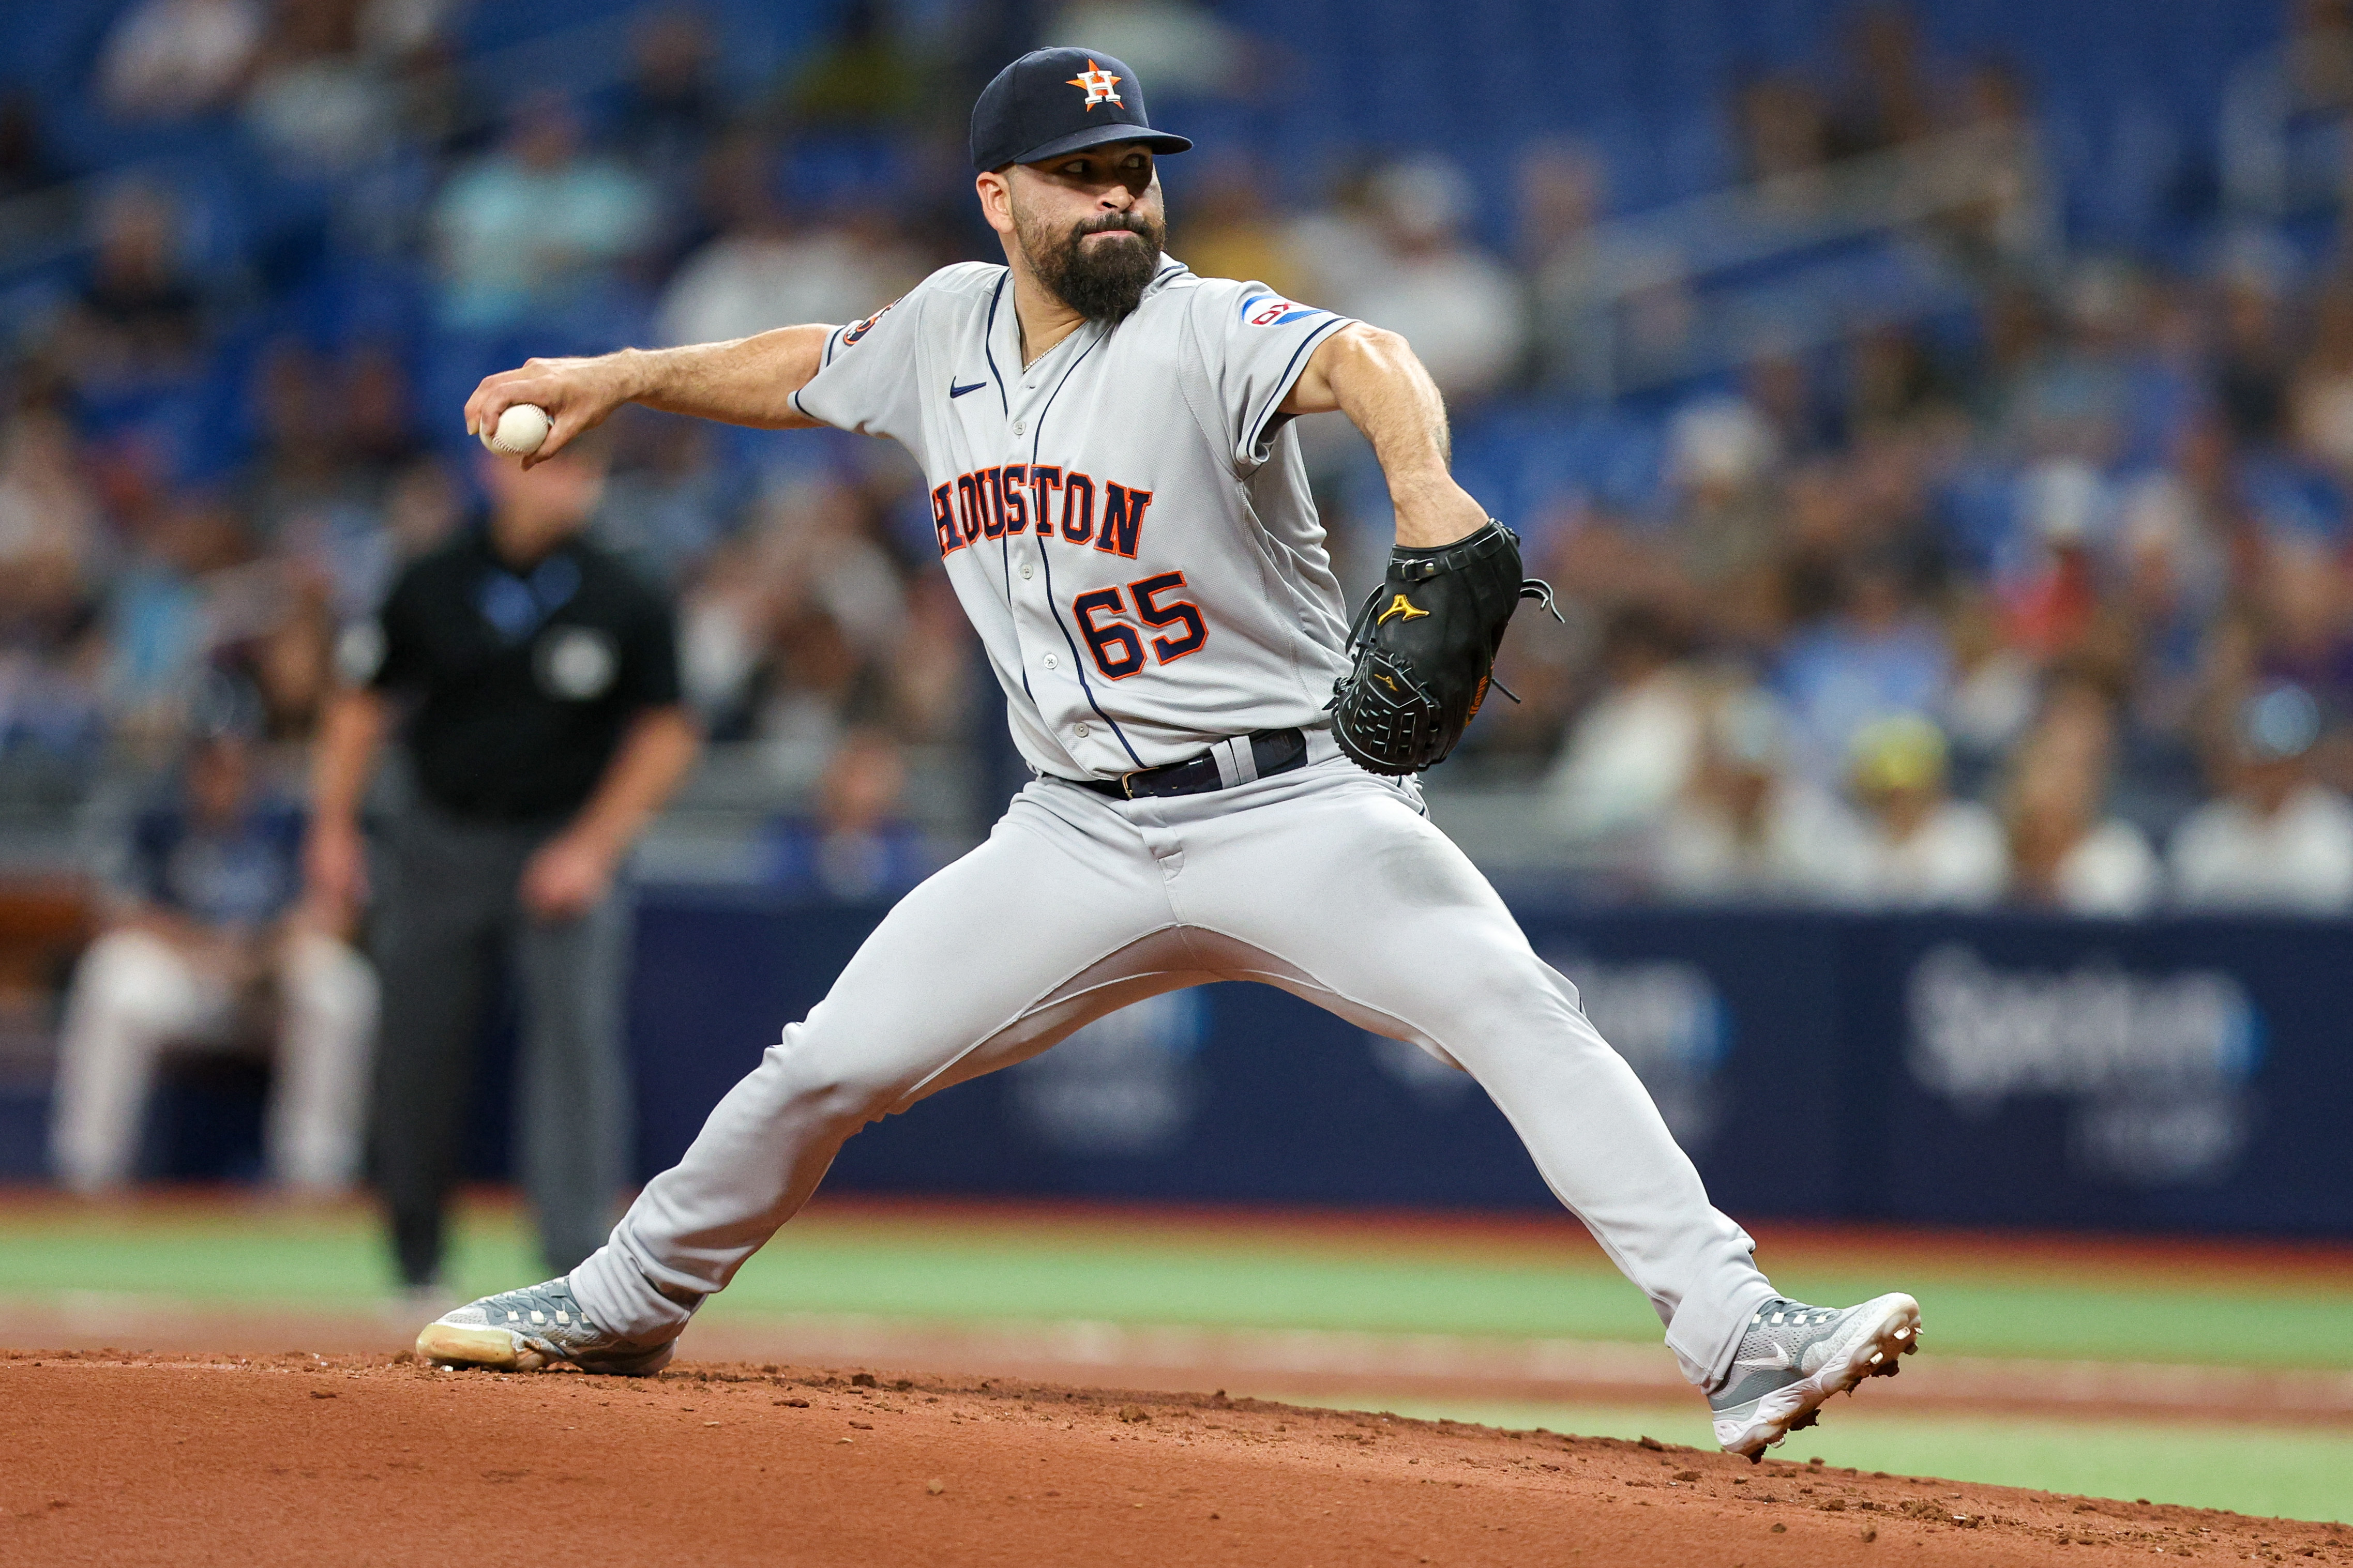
[[1047, 0, 1243, 100], [1840, 713, 2008, 907], [431, 95, 659, 332], [2001, 266, 2137, 464], [0, 405, 107, 799], [1663, 396, 1783, 638], [1999, 459, 2108, 658], [1315, 157, 1526, 401], [49, 685, 376, 1192], [614, 10, 728, 191], [57, 185, 208, 393], [1823, 6, 1936, 159], [2222, 0, 2353, 212], [2002, 681, 2162, 916], [774, 0, 936, 129], [762, 727, 944, 899], [237, 342, 422, 623], [357, 0, 458, 63], [887, 573, 977, 743], [242, 0, 401, 175], [99, 0, 264, 120], [382, 456, 466, 562], [0, 406, 103, 599], [1517, 141, 1605, 278], [677, 475, 908, 772], [1523, 141, 1690, 396], [593, 408, 737, 588], [1650, 689, 1868, 902], [1842, 324, 1955, 442], [2170, 683, 2353, 911], [2213, 243, 2297, 449], [1173, 156, 1304, 297], [1775, 554, 1951, 779], [1942, 592, 2040, 787], [2289, 283, 2353, 479], [0, 92, 57, 199], [1545, 605, 1704, 847], [2250, 537, 2353, 730], [1737, 73, 1829, 188], [2112, 471, 2228, 742], [103, 499, 256, 757], [1940, 60, 2055, 271], [654, 141, 919, 347]]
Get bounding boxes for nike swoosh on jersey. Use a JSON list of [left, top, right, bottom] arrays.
[[949, 379, 989, 398]]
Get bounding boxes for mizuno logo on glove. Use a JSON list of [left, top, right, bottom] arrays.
[[1330, 520, 1552, 777]]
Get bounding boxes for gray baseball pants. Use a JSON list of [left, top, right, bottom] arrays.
[[572, 739, 1775, 1388], [373, 801, 633, 1286]]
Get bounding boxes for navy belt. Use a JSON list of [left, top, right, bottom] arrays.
[[1072, 728, 1309, 801]]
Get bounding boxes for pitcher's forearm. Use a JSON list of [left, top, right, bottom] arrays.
[[1284, 324, 1487, 549], [623, 326, 834, 430], [466, 326, 835, 464]]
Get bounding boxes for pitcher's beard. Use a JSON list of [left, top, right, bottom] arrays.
[[1021, 210, 1165, 323]]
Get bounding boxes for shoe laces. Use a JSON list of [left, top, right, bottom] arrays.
[[1749, 1301, 1837, 1331]]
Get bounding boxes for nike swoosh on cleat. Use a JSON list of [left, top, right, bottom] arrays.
[[949, 380, 988, 398], [1734, 1345, 1796, 1372]]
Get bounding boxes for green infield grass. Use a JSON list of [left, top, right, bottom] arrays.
[[1319, 1396, 2353, 1526], [2, 1199, 2348, 1372]]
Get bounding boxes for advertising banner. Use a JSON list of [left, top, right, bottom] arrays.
[[628, 892, 2353, 1235]]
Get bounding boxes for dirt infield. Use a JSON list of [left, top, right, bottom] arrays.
[[9, 1298, 2352, 1428], [7, 1351, 2348, 1567]]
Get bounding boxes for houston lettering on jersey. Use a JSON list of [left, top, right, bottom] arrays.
[[929, 465, 1154, 560]]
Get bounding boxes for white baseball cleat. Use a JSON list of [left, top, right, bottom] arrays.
[[416, 1277, 675, 1375], [1708, 1292, 1921, 1460]]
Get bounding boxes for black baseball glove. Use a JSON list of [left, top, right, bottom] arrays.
[[1328, 520, 1559, 776]]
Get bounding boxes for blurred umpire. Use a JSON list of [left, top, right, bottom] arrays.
[[304, 433, 700, 1294]]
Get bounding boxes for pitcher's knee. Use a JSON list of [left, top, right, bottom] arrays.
[[1446, 948, 1583, 1033], [756, 1032, 913, 1134]]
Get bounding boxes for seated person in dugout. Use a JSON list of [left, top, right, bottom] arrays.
[[50, 680, 377, 1193]]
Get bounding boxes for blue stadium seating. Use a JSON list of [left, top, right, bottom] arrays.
[[0, 0, 2296, 505]]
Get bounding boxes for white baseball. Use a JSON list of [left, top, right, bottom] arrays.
[[480, 403, 552, 456]]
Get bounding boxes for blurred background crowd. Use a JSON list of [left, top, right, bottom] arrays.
[[4, 0, 2353, 1024]]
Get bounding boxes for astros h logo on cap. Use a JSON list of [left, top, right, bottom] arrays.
[[969, 45, 1193, 171], [1067, 58, 1123, 109]]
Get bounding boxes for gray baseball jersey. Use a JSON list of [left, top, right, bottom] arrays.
[[791, 257, 1355, 778]]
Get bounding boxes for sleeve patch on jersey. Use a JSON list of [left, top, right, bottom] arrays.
[[1240, 293, 1324, 328], [839, 297, 900, 347]]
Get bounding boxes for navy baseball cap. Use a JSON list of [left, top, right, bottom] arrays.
[[970, 47, 1192, 172]]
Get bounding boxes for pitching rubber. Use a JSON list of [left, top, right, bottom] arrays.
[[415, 1322, 546, 1371]]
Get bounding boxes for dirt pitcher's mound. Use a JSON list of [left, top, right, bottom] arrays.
[[4, 1351, 2346, 1567]]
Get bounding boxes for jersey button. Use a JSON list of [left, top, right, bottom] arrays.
[[1012, 419, 1026, 435], [1043, 653, 1059, 670], [1075, 723, 1091, 737], [1020, 562, 1034, 581]]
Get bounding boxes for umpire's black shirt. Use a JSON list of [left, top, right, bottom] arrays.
[[366, 524, 681, 824]]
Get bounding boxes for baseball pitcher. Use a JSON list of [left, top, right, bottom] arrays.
[[416, 47, 1920, 1459]]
